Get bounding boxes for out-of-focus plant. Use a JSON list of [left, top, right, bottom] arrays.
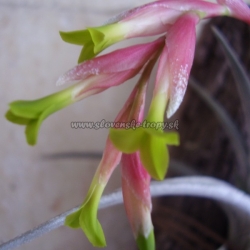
[[4, 0, 250, 249]]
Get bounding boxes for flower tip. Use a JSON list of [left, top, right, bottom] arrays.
[[59, 29, 87, 45], [56, 75, 67, 86], [166, 104, 175, 119], [136, 230, 155, 250], [65, 183, 107, 247], [65, 208, 107, 247], [166, 98, 181, 118], [5, 109, 29, 125], [79, 202, 107, 247]]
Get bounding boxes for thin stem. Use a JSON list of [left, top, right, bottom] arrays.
[[189, 77, 249, 190], [1, 177, 250, 250]]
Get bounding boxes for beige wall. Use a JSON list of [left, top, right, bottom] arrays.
[[2, 0, 250, 249], [0, 1, 148, 249]]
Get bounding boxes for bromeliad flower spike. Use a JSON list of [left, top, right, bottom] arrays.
[[5, 0, 250, 249], [6, 38, 163, 145], [60, 0, 250, 63], [66, 58, 158, 248]]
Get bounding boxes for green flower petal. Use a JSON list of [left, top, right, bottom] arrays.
[[88, 27, 106, 52], [5, 110, 30, 125], [109, 128, 143, 153], [65, 183, 106, 247], [59, 30, 90, 45], [146, 129, 180, 145], [6, 88, 73, 145], [109, 127, 179, 180], [60, 29, 97, 62], [78, 44, 95, 63], [136, 230, 155, 250], [60, 23, 127, 63], [64, 209, 82, 228], [140, 132, 169, 180], [25, 100, 71, 145]]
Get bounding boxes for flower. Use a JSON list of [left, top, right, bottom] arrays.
[[110, 11, 197, 180], [60, 0, 228, 62], [160, 11, 199, 118], [65, 138, 121, 247], [121, 152, 154, 250], [110, 125, 179, 180], [5, 0, 250, 249], [6, 38, 163, 145], [65, 56, 157, 248], [5, 88, 75, 145]]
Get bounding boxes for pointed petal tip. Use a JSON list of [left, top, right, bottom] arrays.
[[166, 82, 187, 118], [166, 105, 175, 119]]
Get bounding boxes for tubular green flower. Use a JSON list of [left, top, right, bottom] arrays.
[[121, 152, 155, 250], [60, 24, 130, 63], [110, 12, 200, 180], [110, 13, 199, 179], [109, 49, 179, 181], [65, 56, 153, 247], [60, 0, 228, 62], [109, 124, 179, 180], [6, 38, 163, 145], [5, 87, 74, 145], [65, 139, 121, 247]]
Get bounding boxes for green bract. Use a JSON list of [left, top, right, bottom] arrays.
[[60, 23, 128, 63], [136, 230, 155, 250], [65, 182, 106, 247], [5, 88, 73, 145], [109, 127, 179, 180]]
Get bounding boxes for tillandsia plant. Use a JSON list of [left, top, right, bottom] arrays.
[[5, 0, 250, 249]]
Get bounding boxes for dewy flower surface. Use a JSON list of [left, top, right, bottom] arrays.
[[60, 0, 250, 63], [6, 38, 163, 145], [65, 57, 157, 249], [5, 0, 250, 249], [110, 12, 197, 180]]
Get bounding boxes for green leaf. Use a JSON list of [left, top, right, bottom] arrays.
[[136, 230, 155, 250]]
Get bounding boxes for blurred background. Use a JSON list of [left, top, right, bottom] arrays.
[[1, 0, 250, 250], [0, 0, 150, 249]]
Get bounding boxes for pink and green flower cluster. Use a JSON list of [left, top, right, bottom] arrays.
[[6, 0, 250, 249]]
